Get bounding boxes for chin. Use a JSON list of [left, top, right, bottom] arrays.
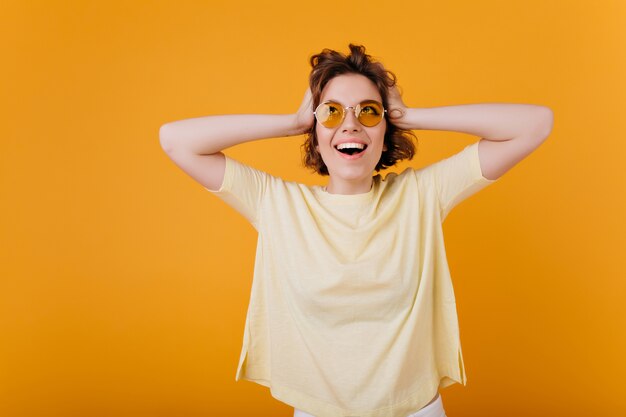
[[331, 164, 376, 177]]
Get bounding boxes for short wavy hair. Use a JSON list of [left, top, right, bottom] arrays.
[[301, 44, 418, 176]]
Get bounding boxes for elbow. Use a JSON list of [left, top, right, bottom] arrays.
[[159, 123, 175, 153], [534, 106, 554, 140]]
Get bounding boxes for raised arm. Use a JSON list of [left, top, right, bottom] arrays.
[[387, 86, 554, 181], [159, 88, 314, 191]]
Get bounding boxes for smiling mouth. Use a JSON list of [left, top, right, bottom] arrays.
[[335, 145, 368, 156]]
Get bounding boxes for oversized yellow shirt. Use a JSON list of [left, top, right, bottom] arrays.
[[205, 141, 498, 417]]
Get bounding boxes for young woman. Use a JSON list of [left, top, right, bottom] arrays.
[[160, 44, 553, 417]]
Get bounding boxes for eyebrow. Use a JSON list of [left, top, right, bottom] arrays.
[[323, 98, 381, 105]]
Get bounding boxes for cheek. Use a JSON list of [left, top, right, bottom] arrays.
[[315, 130, 332, 149], [372, 126, 387, 145]]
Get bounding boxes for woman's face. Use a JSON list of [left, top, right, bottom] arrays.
[[315, 73, 387, 183]]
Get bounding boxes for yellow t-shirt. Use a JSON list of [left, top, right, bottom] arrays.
[[205, 141, 498, 417]]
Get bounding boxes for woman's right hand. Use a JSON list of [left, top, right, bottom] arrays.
[[292, 87, 315, 135]]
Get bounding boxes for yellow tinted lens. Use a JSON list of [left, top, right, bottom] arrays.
[[357, 101, 384, 126], [317, 102, 343, 127]]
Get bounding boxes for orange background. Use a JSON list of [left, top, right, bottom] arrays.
[[1, 1, 624, 416]]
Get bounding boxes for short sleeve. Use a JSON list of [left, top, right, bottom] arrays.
[[418, 141, 498, 221], [203, 155, 268, 229]]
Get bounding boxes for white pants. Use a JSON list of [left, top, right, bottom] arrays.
[[293, 393, 447, 417]]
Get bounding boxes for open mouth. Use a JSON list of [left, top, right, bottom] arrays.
[[334, 143, 368, 156]]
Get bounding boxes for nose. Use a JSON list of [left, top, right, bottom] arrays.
[[341, 107, 361, 132]]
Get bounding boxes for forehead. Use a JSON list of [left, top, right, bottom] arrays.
[[320, 73, 382, 104]]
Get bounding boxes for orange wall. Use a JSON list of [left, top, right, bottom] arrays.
[[1, 1, 624, 416]]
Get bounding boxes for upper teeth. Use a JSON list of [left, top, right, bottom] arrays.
[[336, 142, 366, 150]]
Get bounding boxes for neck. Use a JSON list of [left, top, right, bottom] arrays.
[[324, 176, 373, 195]]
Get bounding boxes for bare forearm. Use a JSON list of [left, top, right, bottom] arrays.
[[159, 114, 302, 155], [401, 103, 553, 141]]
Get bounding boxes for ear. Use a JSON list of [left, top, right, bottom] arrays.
[[383, 144, 388, 151]]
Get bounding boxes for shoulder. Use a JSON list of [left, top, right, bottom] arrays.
[[378, 166, 421, 188]]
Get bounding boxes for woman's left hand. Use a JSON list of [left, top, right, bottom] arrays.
[[387, 84, 411, 129]]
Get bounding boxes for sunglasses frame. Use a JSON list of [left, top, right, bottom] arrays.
[[313, 100, 387, 128]]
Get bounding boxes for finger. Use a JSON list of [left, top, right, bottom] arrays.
[[389, 108, 405, 119]]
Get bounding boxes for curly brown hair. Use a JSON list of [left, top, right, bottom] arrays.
[[301, 44, 418, 176]]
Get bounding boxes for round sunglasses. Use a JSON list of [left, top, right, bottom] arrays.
[[313, 100, 387, 128]]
